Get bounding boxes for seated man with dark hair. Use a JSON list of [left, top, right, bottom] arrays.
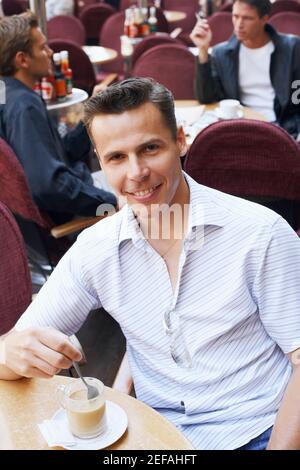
[[1, 77, 300, 450], [191, 0, 300, 140], [0, 12, 116, 224]]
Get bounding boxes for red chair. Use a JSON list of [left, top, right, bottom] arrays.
[[99, 10, 168, 75], [79, 3, 116, 45], [184, 119, 300, 230], [0, 138, 103, 268], [74, 0, 101, 17], [208, 12, 233, 46], [132, 33, 182, 66], [47, 15, 86, 46], [49, 39, 96, 94], [270, 0, 300, 16], [0, 202, 32, 335], [2, 0, 27, 15], [132, 44, 195, 99], [164, 0, 200, 47], [219, 2, 233, 12], [269, 12, 300, 36]]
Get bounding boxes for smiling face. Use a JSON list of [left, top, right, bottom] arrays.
[[232, 1, 269, 44], [90, 102, 189, 214]]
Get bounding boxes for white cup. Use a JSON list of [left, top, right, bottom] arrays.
[[219, 99, 241, 119]]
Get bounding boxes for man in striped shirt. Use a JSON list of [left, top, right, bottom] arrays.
[[1, 78, 300, 449]]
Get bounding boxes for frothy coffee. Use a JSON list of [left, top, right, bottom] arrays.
[[67, 389, 106, 438]]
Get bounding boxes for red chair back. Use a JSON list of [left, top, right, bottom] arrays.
[[208, 12, 233, 46], [270, 0, 300, 16], [49, 39, 96, 94], [2, 0, 27, 15], [132, 33, 182, 66], [0, 138, 52, 230], [0, 202, 32, 334], [47, 15, 86, 46], [74, 0, 101, 17], [219, 2, 233, 13], [184, 119, 300, 201], [79, 3, 116, 45], [132, 44, 195, 99], [269, 12, 300, 36]]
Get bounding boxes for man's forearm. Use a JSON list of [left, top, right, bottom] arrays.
[[267, 365, 300, 449]]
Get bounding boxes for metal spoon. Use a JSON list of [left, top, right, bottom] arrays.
[[72, 361, 99, 400]]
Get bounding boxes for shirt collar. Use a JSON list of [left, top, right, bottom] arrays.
[[118, 172, 227, 246]]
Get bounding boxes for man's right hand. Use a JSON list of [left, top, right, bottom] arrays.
[[1, 327, 82, 379], [190, 19, 212, 60]]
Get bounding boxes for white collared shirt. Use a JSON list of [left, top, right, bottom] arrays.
[[16, 174, 300, 449]]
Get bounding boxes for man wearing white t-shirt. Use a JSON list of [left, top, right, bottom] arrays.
[[191, 0, 300, 139]]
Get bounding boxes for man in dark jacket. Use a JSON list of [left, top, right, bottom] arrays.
[[0, 12, 116, 224], [190, 0, 300, 140]]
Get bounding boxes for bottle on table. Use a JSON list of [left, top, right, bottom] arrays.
[[141, 7, 150, 37], [53, 52, 67, 102], [60, 50, 73, 95], [148, 6, 158, 33], [65, 68, 73, 95]]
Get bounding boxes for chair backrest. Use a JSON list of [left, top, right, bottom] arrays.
[[47, 15, 86, 46], [49, 39, 96, 94], [132, 43, 195, 99], [74, 0, 101, 16], [0, 138, 52, 230], [2, 0, 27, 15], [218, 2, 233, 12], [270, 0, 300, 16], [79, 3, 116, 45], [0, 202, 32, 335], [208, 12, 233, 46], [184, 119, 300, 211], [269, 12, 300, 36], [132, 33, 181, 66], [99, 11, 125, 74]]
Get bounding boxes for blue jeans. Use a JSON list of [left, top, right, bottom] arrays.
[[236, 427, 273, 450]]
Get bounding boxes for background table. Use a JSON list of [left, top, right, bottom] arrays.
[[0, 375, 194, 450], [175, 100, 268, 121], [82, 46, 118, 65], [165, 10, 187, 23], [47, 88, 88, 112]]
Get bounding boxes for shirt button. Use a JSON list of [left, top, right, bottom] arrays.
[[180, 400, 185, 406]]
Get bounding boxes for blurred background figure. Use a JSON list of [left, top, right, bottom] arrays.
[[46, 0, 74, 20]]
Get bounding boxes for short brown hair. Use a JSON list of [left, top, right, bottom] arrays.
[[0, 12, 38, 76], [233, 0, 271, 17], [83, 77, 178, 140]]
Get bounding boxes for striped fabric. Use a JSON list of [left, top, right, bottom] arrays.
[[15, 173, 300, 449]]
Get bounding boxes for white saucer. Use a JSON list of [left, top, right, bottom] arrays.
[[215, 107, 244, 119], [52, 400, 128, 450]]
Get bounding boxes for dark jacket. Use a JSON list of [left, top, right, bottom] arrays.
[[195, 24, 300, 138], [0, 77, 116, 223]]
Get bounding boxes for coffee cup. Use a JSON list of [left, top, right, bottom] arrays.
[[218, 99, 241, 119], [56, 378, 107, 439]]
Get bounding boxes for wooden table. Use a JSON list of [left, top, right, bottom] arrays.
[[82, 46, 118, 65], [175, 100, 268, 121], [0, 375, 194, 450]]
